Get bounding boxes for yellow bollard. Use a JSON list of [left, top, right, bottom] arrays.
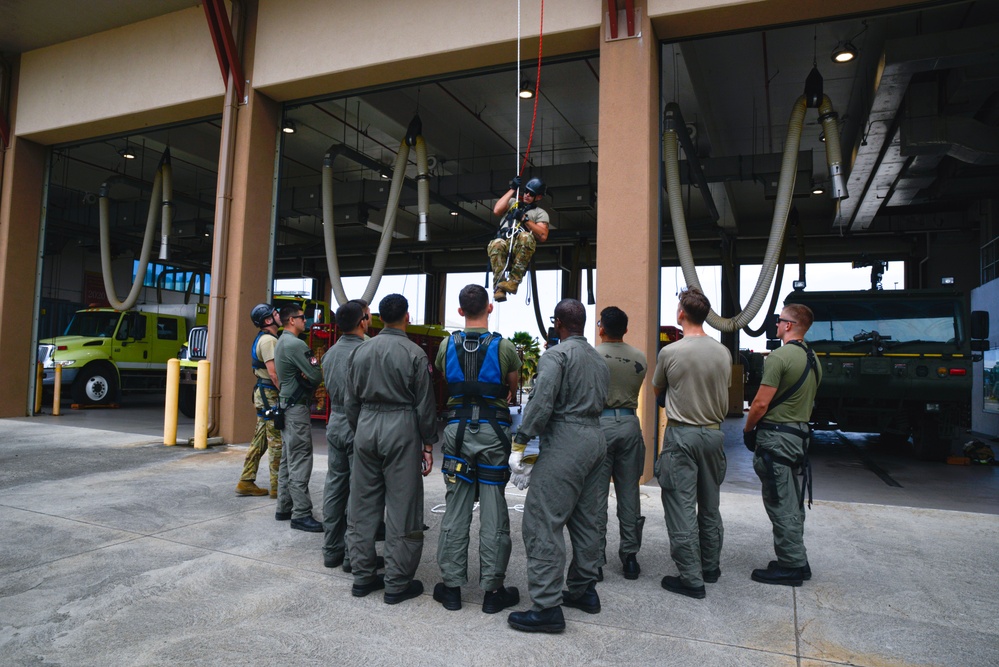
[[35, 362, 43, 414], [164, 358, 180, 446], [193, 359, 210, 449], [53, 364, 62, 416]]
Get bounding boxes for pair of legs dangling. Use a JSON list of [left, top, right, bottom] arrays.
[[487, 232, 536, 302]]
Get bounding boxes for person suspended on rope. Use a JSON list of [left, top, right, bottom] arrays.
[[488, 176, 550, 303]]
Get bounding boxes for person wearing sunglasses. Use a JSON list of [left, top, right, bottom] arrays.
[[273, 305, 324, 533], [744, 304, 821, 587]]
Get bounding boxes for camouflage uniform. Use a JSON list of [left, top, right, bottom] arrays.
[[242, 331, 282, 493], [242, 384, 282, 492], [487, 199, 550, 295]]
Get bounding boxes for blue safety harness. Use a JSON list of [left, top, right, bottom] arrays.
[[442, 332, 512, 487]]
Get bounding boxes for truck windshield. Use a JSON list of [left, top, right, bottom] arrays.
[[802, 299, 960, 344], [64, 312, 121, 338]]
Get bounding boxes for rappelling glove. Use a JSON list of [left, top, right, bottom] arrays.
[[509, 454, 537, 490], [509, 175, 522, 191], [743, 428, 757, 453], [509, 437, 529, 473], [512, 207, 527, 222]]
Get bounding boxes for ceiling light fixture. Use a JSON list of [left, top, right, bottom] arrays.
[[831, 41, 858, 63], [811, 181, 825, 195], [119, 147, 136, 159], [818, 131, 826, 143], [450, 209, 459, 217], [519, 80, 534, 99], [282, 120, 297, 134]]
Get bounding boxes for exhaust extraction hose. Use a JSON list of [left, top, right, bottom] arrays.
[[664, 95, 807, 332], [159, 150, 174, 260], [322, 132, 430, 306], [99, 166, 165, 311]]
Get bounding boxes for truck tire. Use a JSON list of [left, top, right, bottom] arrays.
[[72, 362, 119, 406], [178, 385, 196, 419]]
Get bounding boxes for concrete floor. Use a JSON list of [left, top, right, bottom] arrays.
[[2, 399, 998, 666]]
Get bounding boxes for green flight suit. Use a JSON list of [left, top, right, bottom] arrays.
[[517, 335, 609, 610], [274, 331, 322, 519], [321, 333, 365, 565], [435, 329, 522, 592], [595, 341, 648, 565], [345, 327, 439, 594]]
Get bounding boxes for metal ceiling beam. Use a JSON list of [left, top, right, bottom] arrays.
[[324, 143, 494, 231], [836, 23, 999, 231]]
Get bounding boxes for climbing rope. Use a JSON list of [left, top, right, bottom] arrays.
[[516, 0, 544, 179]]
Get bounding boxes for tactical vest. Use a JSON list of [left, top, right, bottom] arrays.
[[251, 331, 278, 372]]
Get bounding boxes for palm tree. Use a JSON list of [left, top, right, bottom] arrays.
[[511, 331, 541, 392]]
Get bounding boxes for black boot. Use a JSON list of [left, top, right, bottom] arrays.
[[768, 560, 811, 580], [622, 553, 640, 580], [433, 583, 462, 611], [751, 565, 804, 586], [562, 582, 600, 614], [508, 606, 565, 633], [661, 575, 706, 599]]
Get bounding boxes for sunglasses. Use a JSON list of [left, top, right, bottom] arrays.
[[776, 317, 797, 325]]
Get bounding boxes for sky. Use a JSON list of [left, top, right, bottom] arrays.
[[275, 260, 904, 349]]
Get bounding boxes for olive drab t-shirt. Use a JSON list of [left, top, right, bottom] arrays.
[[760, 341, 822, 423], [503, 198, 553, 239], [596, 341, 647, 409], [652, 335, 731, 426]]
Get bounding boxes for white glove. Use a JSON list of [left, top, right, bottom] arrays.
[[509, 449, 526, 474], [510, 464, 533, 490]]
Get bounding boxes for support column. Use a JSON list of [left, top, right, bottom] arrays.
[[0, 56, 47, 417], [424, 270, 445, 326], [720, 247, 744, 417], [214, 2, 281, 445], [597, 2, 660, 481]]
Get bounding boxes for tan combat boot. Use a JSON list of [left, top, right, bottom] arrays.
[[236, 481, 268, 496], [497, 280, 519, 295]]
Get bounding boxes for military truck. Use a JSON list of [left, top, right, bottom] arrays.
[[37, 303, 208, 406], [770, 289, 989, 460]]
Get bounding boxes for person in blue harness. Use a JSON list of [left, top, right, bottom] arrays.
[[432, 284, 522, 614], [744, 303, 822, 587], [236, 303, 282, 497]]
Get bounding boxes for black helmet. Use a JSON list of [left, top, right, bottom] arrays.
[[524, 177, 546, 196], [250, 303, 276, 328]]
